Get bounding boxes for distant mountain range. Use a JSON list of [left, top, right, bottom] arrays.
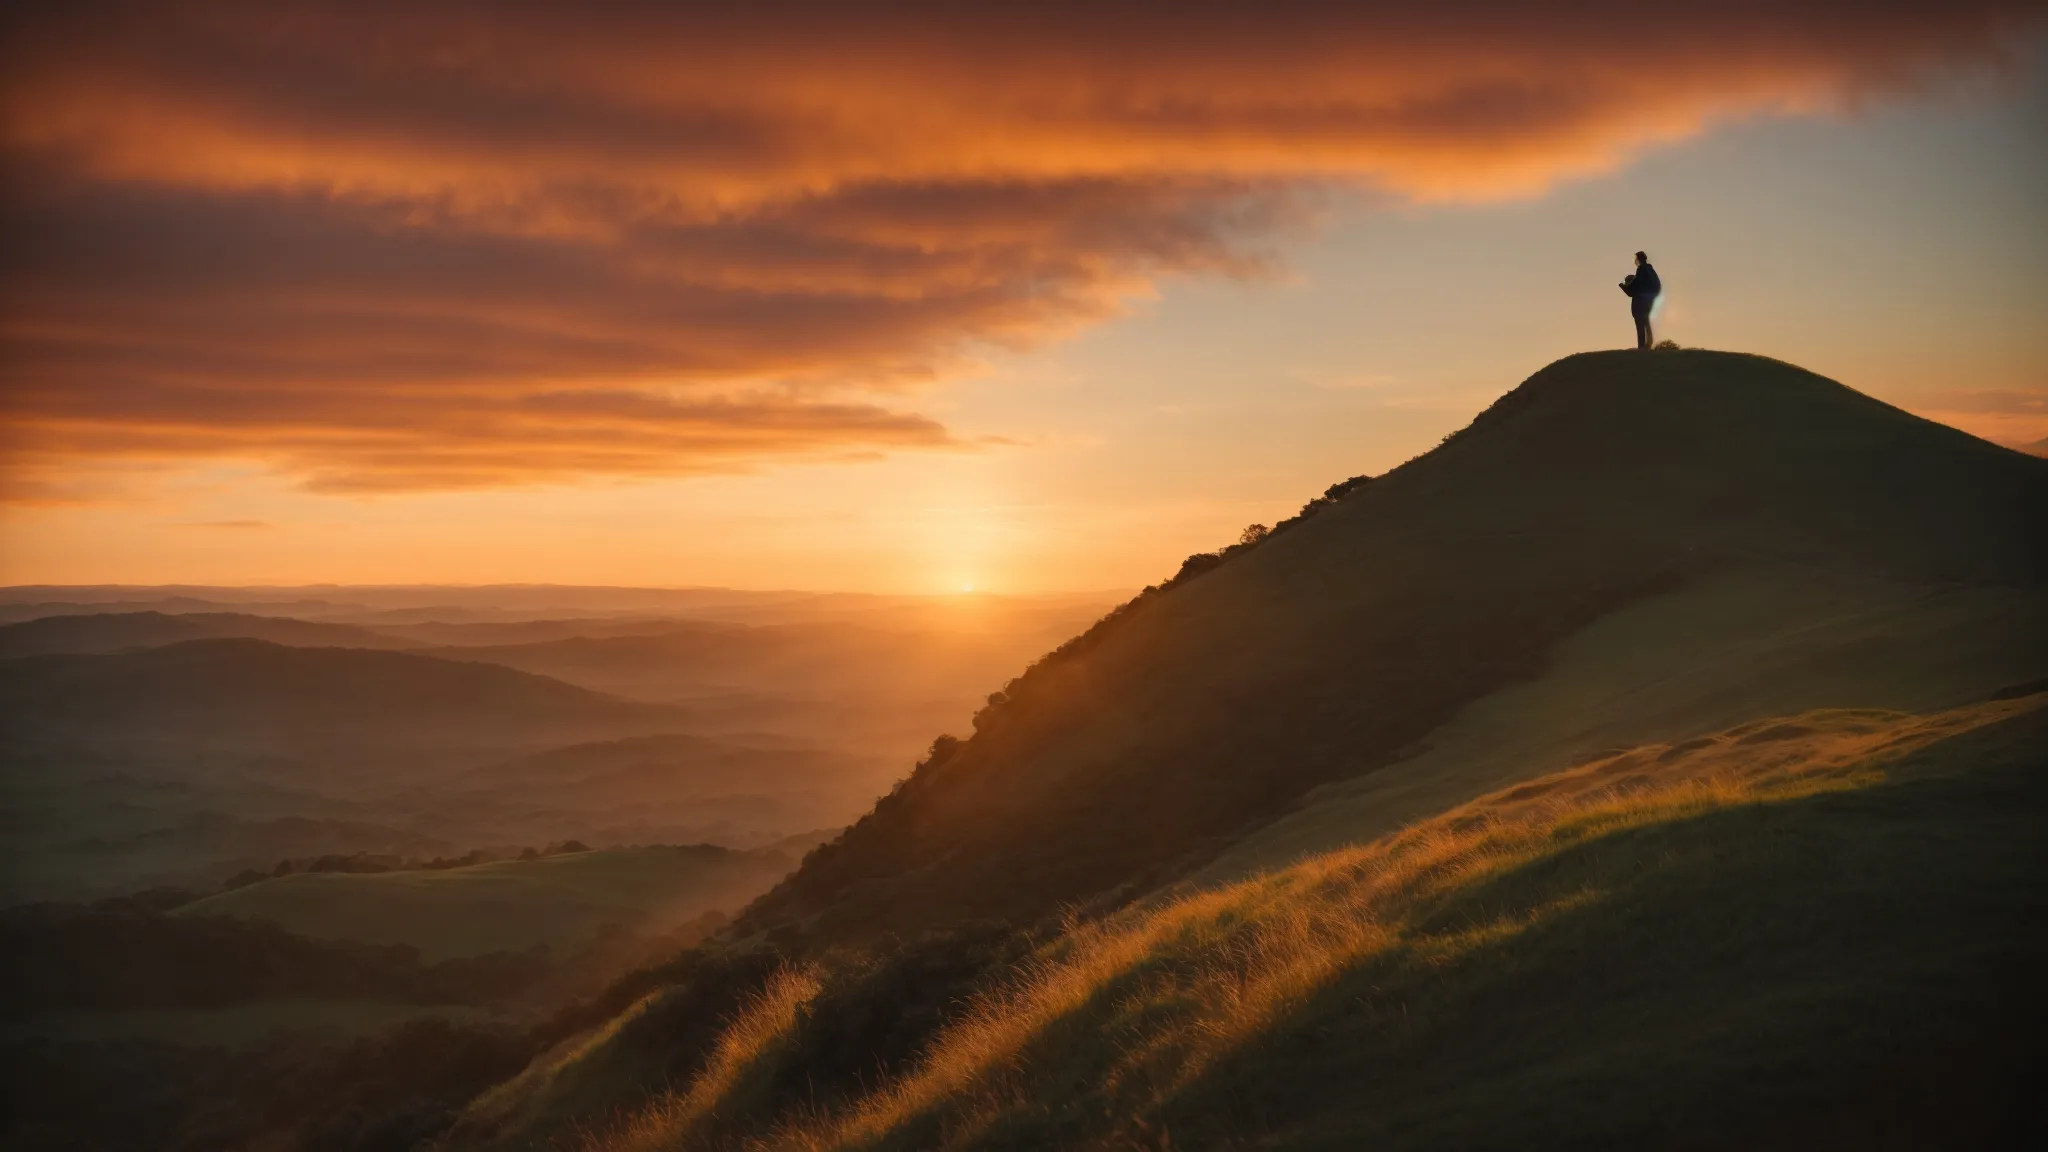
[[0, 637, 681, 746], [0, 611, 420, 657], [0, 590, 1102, 902]]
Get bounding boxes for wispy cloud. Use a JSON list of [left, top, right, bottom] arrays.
[[3, 0, 2040, 492]]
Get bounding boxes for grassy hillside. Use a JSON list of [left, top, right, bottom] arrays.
[[735, 351, 2048, 947], [407, 734, 891, 851], [434, 352, 2046, 1150], [178, 846, 802, 961], [2, 900, 547, 1014], [0, 804, 461, 907], [0, 610, 420, 657], [564, 691, 2047, 1150], [1195, 561, 2047, 884]]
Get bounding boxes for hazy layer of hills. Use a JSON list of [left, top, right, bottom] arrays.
[[409, 736, 890, 851], [0, 589, 1111, 903], [0, 611, 420, 657], [0, 584, 1115, 629], [2, 639, 664, 743], [0, 641, 684, 902]]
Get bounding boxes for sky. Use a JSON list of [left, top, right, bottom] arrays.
[[3, 1, 2045, 593]]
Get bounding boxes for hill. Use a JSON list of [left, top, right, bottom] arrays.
[[558, 692, 2046, 1151], [1192, 560, 2046, 885], [0, 595, 349, 626], [0, 640, 698, 901], [424, 618, 1105, 758], [0, 637, 684, 748], [405, 734, 891, 851], [734, 350, 2048, 946], [179, 845, 803, 962], [441, 351, 2048, 1152], [22, 351, 2044, 1150], [0, 611, 420, 658], [368, 617, 708, 646]]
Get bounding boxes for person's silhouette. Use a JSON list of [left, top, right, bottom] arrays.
[[1619, 251, 1662, 350]]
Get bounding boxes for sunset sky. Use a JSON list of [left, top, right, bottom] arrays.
[[4, 1, 2044, 593]]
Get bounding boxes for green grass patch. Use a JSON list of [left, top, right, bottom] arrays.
[[179, 846, 791, 960]]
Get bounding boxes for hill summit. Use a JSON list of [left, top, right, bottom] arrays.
[[738, 350, 2048, 946], [441, 350, 2048, 1152]]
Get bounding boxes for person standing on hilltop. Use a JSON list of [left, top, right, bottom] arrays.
[[1620, 251, 1662, 350]]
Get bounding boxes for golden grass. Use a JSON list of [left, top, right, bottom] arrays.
[[596, 695, 2042, 1151], [180, 846, 788, 961], [593, 966, 823, 1152], [461, 986, 673, 1134], [1198, 567, 2048, 887]]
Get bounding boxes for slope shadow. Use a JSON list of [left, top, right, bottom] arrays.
[[1139, 711, 2048, 1151]]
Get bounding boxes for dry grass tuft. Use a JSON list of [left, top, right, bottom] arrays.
[[592, 966, 822, 1152]]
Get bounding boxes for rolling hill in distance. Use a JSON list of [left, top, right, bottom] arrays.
[[0, 611, 423, 657], [440, 350, 2047, 1151], [421, 622, 1053, 702], [0, 584, 1116, 630], [394, 734, 894, 854], [0, 639, 671, 744], [416, 621, 1090, 756], [0, 640, 678, 902], [0, 588, 1111, 903], [178, 843, 813, 962]]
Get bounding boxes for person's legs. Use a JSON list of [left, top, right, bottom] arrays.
[[1634, 308, 1653, 350]]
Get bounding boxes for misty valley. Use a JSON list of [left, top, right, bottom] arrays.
[[1, 588, 1116, 904], [0, 587, 1114, 1145]]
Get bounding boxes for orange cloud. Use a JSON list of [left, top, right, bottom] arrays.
[[2, 1, 2042, 492]]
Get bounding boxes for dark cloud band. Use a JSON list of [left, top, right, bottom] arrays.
[[3, 0, 2040, 491]]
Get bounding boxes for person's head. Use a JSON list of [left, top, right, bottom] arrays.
[[1634, 250, 1647, 266]]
